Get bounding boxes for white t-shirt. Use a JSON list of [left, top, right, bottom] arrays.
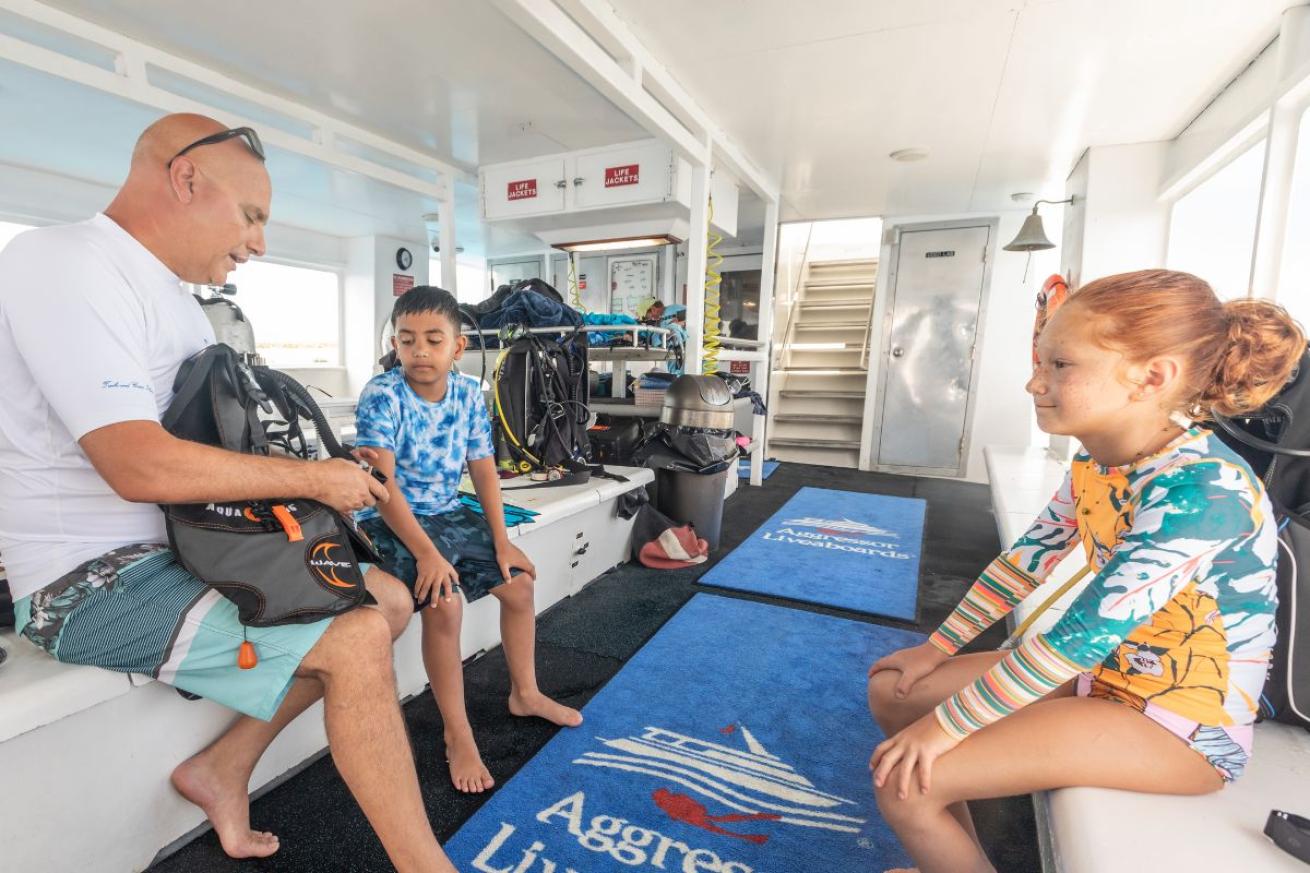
[[0, 213, 215, 600]]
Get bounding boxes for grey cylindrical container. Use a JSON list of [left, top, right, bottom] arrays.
[[660, 375, 734, 429], [655, 467, 730, 551]]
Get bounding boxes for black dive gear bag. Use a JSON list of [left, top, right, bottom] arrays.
[[161, 344, 379, 627], [492, 325, 593, 478], [1214, 348, 1310, 729]]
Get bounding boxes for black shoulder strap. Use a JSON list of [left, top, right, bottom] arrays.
[[162, 346, 222, 434]]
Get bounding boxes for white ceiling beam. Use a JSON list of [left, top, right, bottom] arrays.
[[489, 0, 710, 167], [551, 0, 779, 201], [0, 0, 473, 195]]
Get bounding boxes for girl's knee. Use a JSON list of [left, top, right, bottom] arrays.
[[873, 773, 943, 826]]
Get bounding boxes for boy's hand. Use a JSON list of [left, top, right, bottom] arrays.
[[496, 541, 536, 584], [415, 550, 459, 607]]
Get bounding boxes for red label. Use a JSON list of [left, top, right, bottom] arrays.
[[392, 274, 415, 297], [507, 178, 538, 201], [730, 360, 750, 375], [605, 164, 640, 187]]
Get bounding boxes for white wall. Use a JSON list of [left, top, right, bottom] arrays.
[[865, 211, 1061, 483], [1075, 142, 1171, 282], [344, 234, 429, 396]]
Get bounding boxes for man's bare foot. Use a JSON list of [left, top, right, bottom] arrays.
[[445, 729, 495, 793], [171, 754, 279, 859], [508, 689, 583, 727]]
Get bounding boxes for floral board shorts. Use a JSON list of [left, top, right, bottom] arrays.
[[15, 544, 338, 721], [360, 505, 525, 610], [1076, 673, 1253, 782]]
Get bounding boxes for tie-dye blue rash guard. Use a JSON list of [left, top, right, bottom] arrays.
[[353, 367, 495, 522]]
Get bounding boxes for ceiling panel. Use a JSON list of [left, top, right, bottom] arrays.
[[40, 0, 649, 167], [611, 0, 1289, 219]]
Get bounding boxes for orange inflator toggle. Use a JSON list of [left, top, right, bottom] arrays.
[[237, 640, 258, 670], [271, 504, 303, 542]]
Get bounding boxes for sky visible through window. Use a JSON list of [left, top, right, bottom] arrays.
[[1166, 140, 1265, 301], [226, 260, 341, 367]]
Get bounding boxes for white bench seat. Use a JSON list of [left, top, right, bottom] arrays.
[[0, 465, 655, 873], [984, 445, 1310, 873]]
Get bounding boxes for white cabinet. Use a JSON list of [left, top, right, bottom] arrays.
[[571, 141, 677, 210], [481, 157, 567, 218], [481, 139, 738, 237]]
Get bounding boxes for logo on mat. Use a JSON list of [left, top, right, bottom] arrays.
[[782, 517, 897, 538], [309, 540, 355, 589], [573, 724, 866, 843]]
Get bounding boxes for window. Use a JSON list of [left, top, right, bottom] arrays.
[[225, 260, 342, 367], [1276, 110, 1310, 332], [1166, 140, 1265, 301], [0, 220, 36, 250], [429, 255, 492, 304]]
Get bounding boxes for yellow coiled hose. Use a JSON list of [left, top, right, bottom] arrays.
[[568, 252, 585, 313], [702, 196, 723, 372]]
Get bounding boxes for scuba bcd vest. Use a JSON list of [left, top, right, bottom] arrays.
[[161, 343, 381, 631], [1213, 347, 1310, 729]]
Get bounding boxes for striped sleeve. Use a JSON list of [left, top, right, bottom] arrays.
[[927, 471, 1079, 655], [933, 634, 1082, 741]]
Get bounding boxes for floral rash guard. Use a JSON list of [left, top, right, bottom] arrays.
[[929, 428, 1279, 745]]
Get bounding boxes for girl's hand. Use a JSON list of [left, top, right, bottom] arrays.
[[496, 541, 536, 583], [869, 713, 960, 799], [868, 642, 949, 698], [415, 551, 459, 606]]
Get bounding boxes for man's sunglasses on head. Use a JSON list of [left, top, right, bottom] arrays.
[[167, 127, 266, 169]]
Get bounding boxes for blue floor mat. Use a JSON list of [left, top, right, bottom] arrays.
[[444, 594, 923, 871], [699, 486, 924, 621], [738, 459, 780, 479]]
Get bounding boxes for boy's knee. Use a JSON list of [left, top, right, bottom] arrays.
[[500, 574, 535, 607]]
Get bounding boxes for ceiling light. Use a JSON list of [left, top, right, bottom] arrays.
[[1010, 192, 1036, 203], [553, 234, 682, 253], [889, 148, 929, 162]]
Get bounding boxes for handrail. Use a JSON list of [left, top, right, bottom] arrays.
[[859, 274, 878, 369], [777, 224, 814, 371]]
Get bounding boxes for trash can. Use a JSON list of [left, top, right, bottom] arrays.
[[641, 375, 738, 550]]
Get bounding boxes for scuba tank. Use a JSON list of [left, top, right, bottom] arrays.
[[196, 285, 260, 362]]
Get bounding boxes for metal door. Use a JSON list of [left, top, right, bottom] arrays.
[[874, 223, 992, 473], [489, 257, 544, 291]]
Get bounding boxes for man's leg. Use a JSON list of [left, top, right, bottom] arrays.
[[171, 569, 413, 858], [419, 595, 495, 793], [300, 603, 454, 872], [491, 574, 582, 728]]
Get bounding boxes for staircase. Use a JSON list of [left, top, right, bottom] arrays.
[[768, 259, 877, 468]]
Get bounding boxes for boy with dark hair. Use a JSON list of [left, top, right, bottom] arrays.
[[355, 286, 582, 793]]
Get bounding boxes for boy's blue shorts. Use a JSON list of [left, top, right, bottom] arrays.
[[360, 506, 526, 609]]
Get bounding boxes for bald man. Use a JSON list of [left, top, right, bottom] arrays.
[[0, 114, 455, 872]]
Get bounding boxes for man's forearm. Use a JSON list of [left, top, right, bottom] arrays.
[[82, 420, 321, 504]]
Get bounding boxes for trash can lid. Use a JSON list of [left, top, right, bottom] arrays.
[[660, 375, 734, 428]]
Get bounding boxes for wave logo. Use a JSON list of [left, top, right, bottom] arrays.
[[309, 541, 355, 589], [573, 724, 866, 843], [782, 517, 897, 539]]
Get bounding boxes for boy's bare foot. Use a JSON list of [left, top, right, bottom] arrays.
[[445, 729, 495, 793], [171, 754, 280, 859], [508, 689, 583, 727]]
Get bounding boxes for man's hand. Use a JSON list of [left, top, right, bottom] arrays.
[[415, 550, 459, 606], [869, 713, 961, 800], [311, 457, 389, 515], [867, 642, 950, 699], [495, 541, 536, 584]]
